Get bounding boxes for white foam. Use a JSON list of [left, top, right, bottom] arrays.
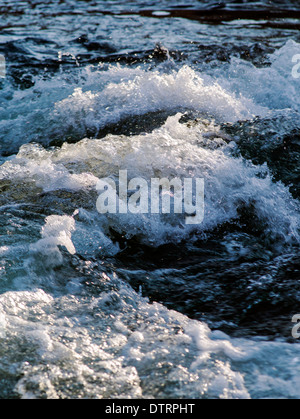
[[0, 144, 99, 192], [214, 40, 300, 113], [0, 59, 268, 155], [54, 64, 264, 130], [1, 113, 299, 251], [1, 17, 300, 402], [31, 215, 76, 261], [152, 11, 171, 17], [0, 285, 299, 399], [0, 40, 300, 158], [2, 41, 300, 156]]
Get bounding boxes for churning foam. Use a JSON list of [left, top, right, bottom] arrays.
[[0, 41, 300, 399], [2, 41, 300, 156], [0, 283, 300, 399], [1, 113, 299, 250]]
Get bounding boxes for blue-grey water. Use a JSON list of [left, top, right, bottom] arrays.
[[0, 0, 300, 399]]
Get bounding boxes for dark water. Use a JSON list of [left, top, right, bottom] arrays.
[[0, 0, 300, 399]]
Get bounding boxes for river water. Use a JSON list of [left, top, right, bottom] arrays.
[[0, 0, 300, 399]]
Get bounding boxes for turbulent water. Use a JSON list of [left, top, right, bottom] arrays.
[[0, 0, 300, 399]]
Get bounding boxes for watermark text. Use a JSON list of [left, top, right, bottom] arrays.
[[96, 170, 204, 225], [292, 54, 300, 79], [0, 55, 5, 79], [105, 402, 195, 416], [292, 314, 300, 339]]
